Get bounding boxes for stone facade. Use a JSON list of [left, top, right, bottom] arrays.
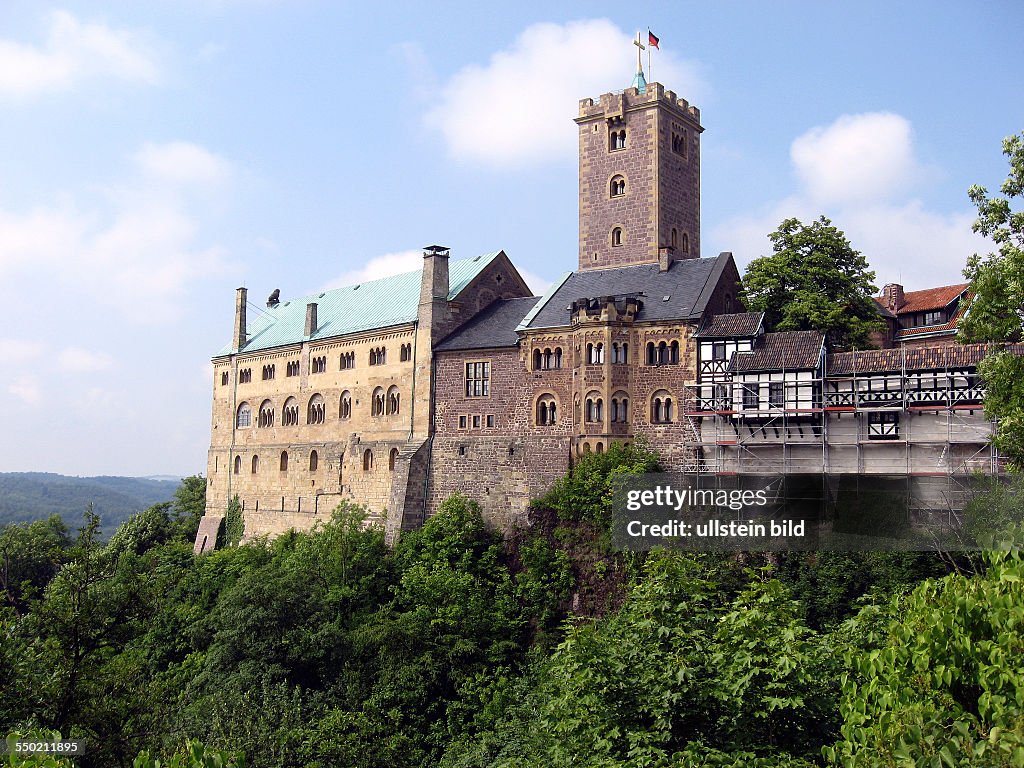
[[196, 250, 531, 550], [576, 83, 702, 271]]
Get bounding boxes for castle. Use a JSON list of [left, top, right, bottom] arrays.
[[193, 69, 1010, 553]]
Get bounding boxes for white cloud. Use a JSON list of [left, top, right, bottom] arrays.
[[713, 112, 986, 289], [0, 142, 231, 321], [322, 249, 423, 291], [135, 141, 231, 186], [517, 268, 552, 296], [59, 347, 113, 372], [0, 10, 160, 96], [425, 19, 706, 168], [791, 112, 922, 205], [0, 339, 45, 362], [7, 375, 41, 406]]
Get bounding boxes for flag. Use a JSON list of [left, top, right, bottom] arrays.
[[648, 31, 660, 49]]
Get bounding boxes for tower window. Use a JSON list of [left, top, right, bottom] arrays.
[[610, 175, 625, 197], [672, 127, 687, 157], [611, 227, 623, 247], [310, 450, 319, 471], [389, 448, 399, 471], [682, 232, 690, 254], [609, 128, 626, 150]]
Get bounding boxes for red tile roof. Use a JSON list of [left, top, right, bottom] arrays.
[[874, 283, 969, 315]]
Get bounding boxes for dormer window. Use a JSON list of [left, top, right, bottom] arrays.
[[610, 175, 625, 197]]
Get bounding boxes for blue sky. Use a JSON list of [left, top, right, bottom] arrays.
[[1, 1, 1021, 477]]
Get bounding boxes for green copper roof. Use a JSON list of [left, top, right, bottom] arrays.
[[218, 251, 503, 357], [631, 70, 647, 94]]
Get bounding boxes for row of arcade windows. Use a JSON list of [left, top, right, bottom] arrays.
[[646, 341, 680, 365], [236, 387, 402, 428], [532, 347, 563, 370]]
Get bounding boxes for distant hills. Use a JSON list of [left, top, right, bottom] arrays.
[[0, 473, 184, 536]]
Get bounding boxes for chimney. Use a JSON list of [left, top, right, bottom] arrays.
[[233, 287, 247, 351], [420, 245, 450, 304], [883, 283, 905, 312], [304, 302, 318, 336], [658, 246, 674, 272]]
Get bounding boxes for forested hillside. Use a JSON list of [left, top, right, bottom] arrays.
[[0, 473, 180, 535], [2, 450, 1022, 768]]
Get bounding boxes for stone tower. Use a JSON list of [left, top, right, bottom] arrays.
[[576, 81, 703, 272]]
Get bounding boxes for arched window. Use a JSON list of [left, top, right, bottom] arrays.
[[258, 399, 274, 428], [610, 129, 626, 150], [536, 394, 557, 426], [283, 397, 299, 426], [682, 232, 690, 254], [544, 348, 553, 369], [309, 450, 318, 472], [670, 340, 679, 364], [610, 175, 625, 197], [586, 343, 593, 364], [236, 402, 252, 428], [389, 448, 399, 471], [621, 342, 628, 363], [651, 390, 674, 424], [363, 449, 374, 471], [234, 455, 241, 474], [340, 391, 352, 420], [280, 451, 288, 472], [671, 228, 678, 249], [611, 398, 619, 423], [585, 394, 603, 423], [595, 343, 604, 364], [533, 349, 542, 370], [387, 386, 400, 415], [596, 442, 604, 455], [371, 387, 385, 416], [611, 343, 619, 364], [658, 341, 668, 365], [251, 454, 259, 474], [611, 227, 623, 247], [554, 348, 563, 368], [646, 342, 657, 365], [307, 394, 325, 425]]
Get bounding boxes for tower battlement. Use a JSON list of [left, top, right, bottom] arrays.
[[577, 83, 701, 126]]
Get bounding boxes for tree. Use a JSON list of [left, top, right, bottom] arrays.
[[958, 132, 1024, 470], [741, 216, 882, 350], [959, 131, 1024, 345]]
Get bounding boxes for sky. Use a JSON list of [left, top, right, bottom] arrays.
[[1, 1, 1022, 477]]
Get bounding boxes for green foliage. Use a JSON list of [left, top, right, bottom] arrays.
[[170, 476, 208, 542], [741, 216, 882, 350], [959, 131, 1024, 345], [535, 441, 660, 527], [978, 352, 1024, 471], [825, 545, 1024, 766], [3, 730, 77, 768], [0, 516, 71, 612], [220, 497, 243, 548], [959, 132, 1024, 470], [133, 740, 246, 768]]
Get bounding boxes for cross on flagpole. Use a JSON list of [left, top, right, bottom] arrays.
[[633, 30, 645, 77]]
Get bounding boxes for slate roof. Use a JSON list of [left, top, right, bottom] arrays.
[[827, 342, 1024, 376], [730, 331, 825, 373], [874, 283, 969, 315], [695, 311, 764, 338], [434, 296, 541, 352], [217, 251, 504, 356], [522, 253, 733, 330]]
